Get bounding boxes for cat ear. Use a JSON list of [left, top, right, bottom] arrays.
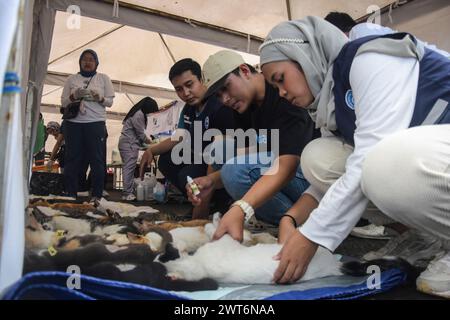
[[132, 221, 144, 233], [140, 220, 157, 234], [126, 232, 142, 242], [27, 214, 43, 231]]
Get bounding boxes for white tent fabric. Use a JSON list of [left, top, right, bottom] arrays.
[[0, 3, 19, 91], [122, 0, 394, 38], [43, 10, 260, 114], [0, 0, 27, 293], [381, 0, 450, 51]]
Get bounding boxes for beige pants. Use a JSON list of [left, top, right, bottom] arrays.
[[301, 125, 450, 243]]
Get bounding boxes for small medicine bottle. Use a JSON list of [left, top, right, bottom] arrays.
[[187, 176, 201, 196]]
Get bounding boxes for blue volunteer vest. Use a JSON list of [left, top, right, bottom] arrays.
[[332, 33, 450, 145]]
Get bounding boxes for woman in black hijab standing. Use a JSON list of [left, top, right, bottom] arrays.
[[60, 49, 115, 202], [119, 97, 159, 201]]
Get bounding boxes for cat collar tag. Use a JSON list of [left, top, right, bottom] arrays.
[[56, 230, 66, 238], [48, 246, 58, 256]]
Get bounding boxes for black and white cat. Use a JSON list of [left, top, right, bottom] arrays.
[[23, 242, 218, 292]]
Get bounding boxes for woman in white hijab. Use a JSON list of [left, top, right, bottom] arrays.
[[256, 16, 450, 297]]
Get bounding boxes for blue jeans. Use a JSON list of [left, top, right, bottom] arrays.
[[219, 152, 309, 225]]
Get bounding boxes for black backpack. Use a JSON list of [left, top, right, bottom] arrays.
[[30, 172, 65, 196]]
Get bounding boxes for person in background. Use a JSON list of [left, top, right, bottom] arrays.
[[79, 127, 110, 198], [61, 49, 115, 203], [45, 121, 65, 173], [119, 97, 159, 201], [258, 17, 449, 299], [45, 121, 60, 140], [33, 113, 47, 165], [325, 11, 449, 57]]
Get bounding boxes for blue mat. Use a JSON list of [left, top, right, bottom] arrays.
[[2, 269, 407, 300]]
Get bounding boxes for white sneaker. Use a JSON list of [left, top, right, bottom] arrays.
[[89, 196, 102, 205], [121, 194, 136, 201], [351, 224, 399, 240], [416, 251, 450, 299], [362, 229, 444, 268], [102, 190, 110, 197]]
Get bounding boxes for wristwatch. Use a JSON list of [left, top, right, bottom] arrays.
[[231, 200, 255, 223]]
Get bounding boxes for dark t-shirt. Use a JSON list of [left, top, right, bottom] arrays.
[[178, 95, 236, 153], [234, 81, 318, 156]]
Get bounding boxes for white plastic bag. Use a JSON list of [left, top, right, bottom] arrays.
[[142, 173, 157, 200], [153, 182, 166, 203]]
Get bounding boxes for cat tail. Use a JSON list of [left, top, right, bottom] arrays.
[[164, 277, 219, 292], [340, 256, 422, 283], [158, 242, 180, 263]]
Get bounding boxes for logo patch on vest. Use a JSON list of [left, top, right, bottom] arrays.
[[257, 134, 267, 144], [345, 90, 355, 110], [204, 116, 210, 129]]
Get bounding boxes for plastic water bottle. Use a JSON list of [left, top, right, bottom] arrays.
[[144, 182, 152, 200], [136, 182, 145, 201]]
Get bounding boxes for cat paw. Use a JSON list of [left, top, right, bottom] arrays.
[[167, 272, 182, 280]]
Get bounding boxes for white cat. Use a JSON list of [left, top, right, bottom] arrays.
[[97, 198, 158, 217], [164, 217, 342, 285], [169, 221, 277, 255], [170, 227, 210, 254]]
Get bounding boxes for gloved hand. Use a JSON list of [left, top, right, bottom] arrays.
[[90, 90, 104, 103], [73, 87, 90, 100]]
